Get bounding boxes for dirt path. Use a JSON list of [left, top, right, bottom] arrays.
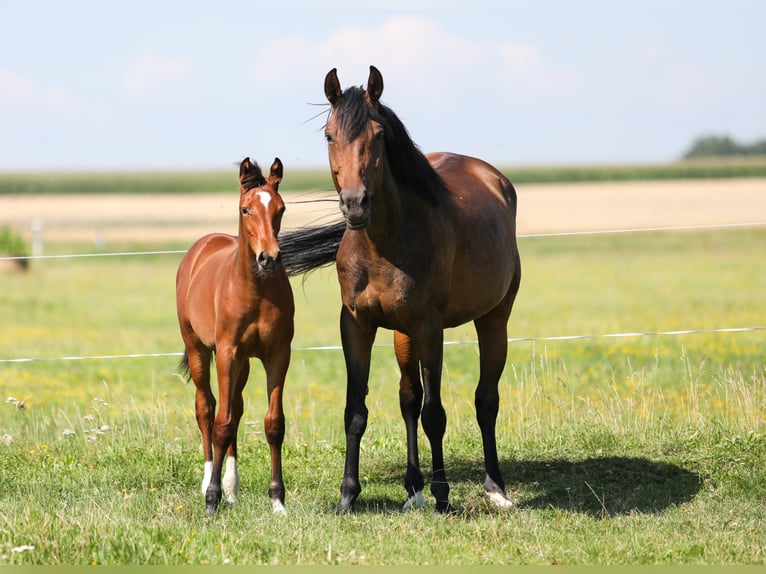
[[2, 178, 765, 244]]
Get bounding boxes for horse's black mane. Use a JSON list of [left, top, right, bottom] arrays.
[[332, 86, 447, 204], [240, 161, 267, 190]]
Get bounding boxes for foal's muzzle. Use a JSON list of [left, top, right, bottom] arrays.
[[255, 250, 282, 272]]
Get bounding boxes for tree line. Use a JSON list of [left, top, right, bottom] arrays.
[[684, 135, 766, 159]]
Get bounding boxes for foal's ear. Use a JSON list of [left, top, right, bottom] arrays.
[[325, 68, 342, 105], [239, 157, 255, 180], [365, 65, 383, 106], [269, 157, 283, 185]]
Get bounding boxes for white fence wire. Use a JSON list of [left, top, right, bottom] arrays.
[[1, 221, 763, 364]]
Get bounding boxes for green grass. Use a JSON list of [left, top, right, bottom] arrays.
[[0, 228, 765, 565], [2, 156, 766, 195]]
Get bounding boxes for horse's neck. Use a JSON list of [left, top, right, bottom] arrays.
[[369, 171, 410, 237], [233, 232, 260, 288]]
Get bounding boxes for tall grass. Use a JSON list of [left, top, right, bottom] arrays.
[[0, 228, 764, 564]]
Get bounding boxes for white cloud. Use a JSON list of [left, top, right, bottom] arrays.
[[250, 16, 563, 118], [0, 68, 34, 101], [121, 52, 193, 97]]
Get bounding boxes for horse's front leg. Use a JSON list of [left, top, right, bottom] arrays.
[[394, 330, 425, 510], [337, 307, 376, 514], [262, 344, 290, 514], [414, 321, 453, 513]]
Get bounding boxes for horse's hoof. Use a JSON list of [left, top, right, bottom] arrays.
[[402, 490, 426, 511], [487, 490, 514, 509], [435, 500, 457, 515], [335, 498, 356, 515], [272, 499, 286, 515], [205, 490, 221, 515]]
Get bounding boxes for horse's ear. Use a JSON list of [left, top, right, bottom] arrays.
[[269, 157, 283, 185], [365, 65, 383, 106], [325, 68, 342, 105], [239, 157, 253, 180]]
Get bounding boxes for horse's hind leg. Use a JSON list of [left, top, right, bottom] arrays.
[[263, 345, 290, 514], [473, 279, 520, 508], [222, 360, 249, 505], [394, 330, 425, 510], [186, 343, 215, 497], [206, 353, 246, 514]]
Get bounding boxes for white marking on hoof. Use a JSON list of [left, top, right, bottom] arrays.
[[201, 461, 213, 496], [488, 490, 514, 509], [256, 191, 272, 209], [272, 499, 286, 515], [222, 456, 240, 503], [402, 490, 426, 511]]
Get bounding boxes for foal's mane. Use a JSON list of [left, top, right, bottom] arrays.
[[332, 86, 447, 204], [240, 162, 267, 191]]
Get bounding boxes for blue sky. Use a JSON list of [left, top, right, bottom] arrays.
[[1, 1, 763, 171]]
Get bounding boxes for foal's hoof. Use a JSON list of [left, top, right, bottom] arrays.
[[205, 491, 222, 515], [272, 499, 287, 515]]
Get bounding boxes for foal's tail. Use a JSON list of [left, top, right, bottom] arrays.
[[179, 351, 191, 381], [280, 221, 346, 277]]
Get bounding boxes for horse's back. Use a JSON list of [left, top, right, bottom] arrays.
[[426, 152, 520, 325], [176, 233, 237, 346]]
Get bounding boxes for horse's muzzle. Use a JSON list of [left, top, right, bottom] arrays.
[[339, 188, 370, 229]]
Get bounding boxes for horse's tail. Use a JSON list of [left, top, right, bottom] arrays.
[[179, 351, 191, 381], [280, 221, 346, 277]]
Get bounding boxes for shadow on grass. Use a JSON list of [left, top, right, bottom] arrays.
[[506, 457, 702, 517], [354, 456, 703, 518], [467, 456, 702, 518]]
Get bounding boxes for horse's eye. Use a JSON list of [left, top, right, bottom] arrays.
[[325, 133, 334, 144], [241, 207, 248, 216]]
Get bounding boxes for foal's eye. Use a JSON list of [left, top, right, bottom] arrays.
[[325, 133, 334, 144], [241, 207, 249, 216]]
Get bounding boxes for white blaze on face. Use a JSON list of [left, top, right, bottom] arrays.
[[256, 191, 272, 210]]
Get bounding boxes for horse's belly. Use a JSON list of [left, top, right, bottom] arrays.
[[444, 249, 516, 327]]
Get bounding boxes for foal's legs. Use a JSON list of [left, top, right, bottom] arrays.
[[472, 280, 519, 508], [394, 330, 425, 509], [262, 344, 290, 514], [337, 307, 375, 514], [205, 351, 246, 514], [221, 360, 249, 504]]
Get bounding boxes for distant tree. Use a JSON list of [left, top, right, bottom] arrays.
[[683, 134, 766, 158]]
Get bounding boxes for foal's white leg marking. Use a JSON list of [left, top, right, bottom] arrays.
[[402, 490, 426, 511], [201, 461, 213, 496], [222, 456, 240, 503], [272, 499, 287, 515], [488, 490, 515, 509], [256, 191, 272, 209]]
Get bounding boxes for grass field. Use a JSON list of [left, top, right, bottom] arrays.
[[0, 225, 765, 565]]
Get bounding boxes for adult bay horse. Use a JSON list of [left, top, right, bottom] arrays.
[[282, 66, 521, 514], [176, 157, 294, 515]]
